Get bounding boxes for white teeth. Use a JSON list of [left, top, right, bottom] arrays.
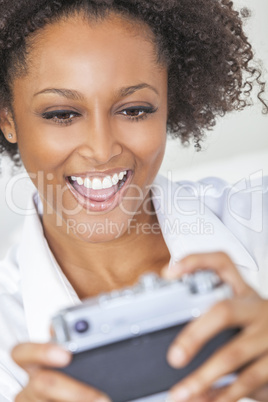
[[84, 178, 92, 189], [112, 174, 119, 185], [70, 170, 127, 190], [103, 176, 113, 189], [92, 178, 102, 190], [77, 177, 84, 185]]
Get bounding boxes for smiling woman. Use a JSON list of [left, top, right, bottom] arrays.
[[0, 1, 267, 402], [8, 13, 168, 248]]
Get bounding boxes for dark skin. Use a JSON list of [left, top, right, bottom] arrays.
[[1, 12, 268, 402], [46, 217, 170, 299]]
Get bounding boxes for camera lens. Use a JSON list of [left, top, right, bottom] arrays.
[[74, 319, 90, 334]]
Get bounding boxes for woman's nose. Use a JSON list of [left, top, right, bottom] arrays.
[[77, 113, 122, 165]]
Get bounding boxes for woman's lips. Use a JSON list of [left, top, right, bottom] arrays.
[[65, 170, 132, 212]]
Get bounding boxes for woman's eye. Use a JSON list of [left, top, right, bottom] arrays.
[[41, 110, 81, 126], [120, 106, 158, 122], [41, 107, 157, 125]]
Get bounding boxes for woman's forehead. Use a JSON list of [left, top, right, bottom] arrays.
[[13, 13, 167, 103], [24, 16, 163, 71], [28, 11, 158, 61]]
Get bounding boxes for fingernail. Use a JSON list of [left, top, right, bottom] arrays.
[[171, 262, 185, 271], [162, 263, 184, 278], [94, 397, 112, 402], [171, 387, 191, 401], [161, 267, 171, 277], [169, 346, 187, 366], [165, 395, 176, 402], [47, 346, 71, 365]]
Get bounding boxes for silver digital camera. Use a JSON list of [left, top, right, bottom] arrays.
[[51, 271, 240, 402]]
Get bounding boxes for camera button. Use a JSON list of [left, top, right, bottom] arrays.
[[139, 273, 159, 290], [110, 290, 121, 299], [191, 308, 201, 318], [130, 324, 140, 335], [122, 288, 133, 297], [99, 294, 110, 305]]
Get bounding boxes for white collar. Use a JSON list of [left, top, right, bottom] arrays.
[[18, 193, 81, 342], [151, 175, 258, 272], [18, 175, 258, 342]]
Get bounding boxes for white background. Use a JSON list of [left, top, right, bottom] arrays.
[[0, 0, 268, 259]]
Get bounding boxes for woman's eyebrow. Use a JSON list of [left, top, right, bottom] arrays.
[[34, 88, 85, 101], [33, 83, 159, 100], [117, 83, 159, 97]]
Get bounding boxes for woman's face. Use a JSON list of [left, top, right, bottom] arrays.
[[6, 13, 168, 242]]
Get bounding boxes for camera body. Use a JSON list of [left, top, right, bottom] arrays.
[[51, 271, 239, 402]]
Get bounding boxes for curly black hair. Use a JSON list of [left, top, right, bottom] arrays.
[[0, 0, 267, 168]]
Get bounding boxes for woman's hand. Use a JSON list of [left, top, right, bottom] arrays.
[[161, 252, 268, 402], [12, 342, 111, 402]]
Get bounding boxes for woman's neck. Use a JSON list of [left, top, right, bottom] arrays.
[[42, 203, 171, 299]]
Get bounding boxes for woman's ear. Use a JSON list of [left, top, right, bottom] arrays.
[[0, 108, 17, 144]]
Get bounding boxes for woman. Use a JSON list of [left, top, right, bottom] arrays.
[[0, 0, 267, 401]]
